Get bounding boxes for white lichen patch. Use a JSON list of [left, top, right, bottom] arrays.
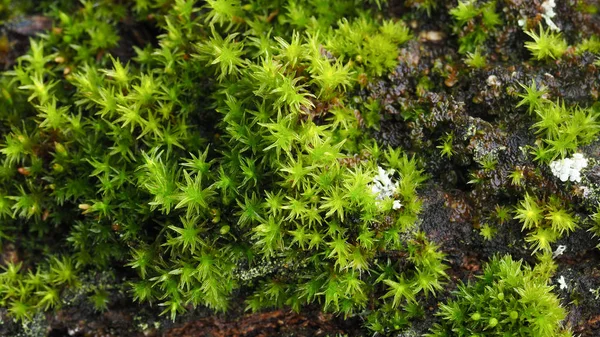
[[541, 0, 560, 31], [370, 166, 402, 209], [549, 153, 588, 183], [371, 166, 398, 200], [557, 275, 568, 290], [552, 244, 567, 258]]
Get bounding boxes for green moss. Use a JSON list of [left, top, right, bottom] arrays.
[[427, 255, 571, 337], [1, 0, 595, 335], [576, 35, 600, 55], [449, 0, 501, 54], [464, 49, 487, 69], [0, 0, 447, 332], [514, 194, 578, 254], [516, 80, 600, 161], [524, 24, 568, 61]]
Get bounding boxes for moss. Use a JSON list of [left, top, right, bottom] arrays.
[[427, 255, 570, 337], [0, 0, 448, 333], [2, 0, 600, 335], [449, 0, 501, 54]]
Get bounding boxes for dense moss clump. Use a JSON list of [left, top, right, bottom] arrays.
[[0, 0, 442, 333], [427, 255, 571, 337], [1, 0, 599, 336]]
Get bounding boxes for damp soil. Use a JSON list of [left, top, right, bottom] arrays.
[[1, 0, 600, 336]]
